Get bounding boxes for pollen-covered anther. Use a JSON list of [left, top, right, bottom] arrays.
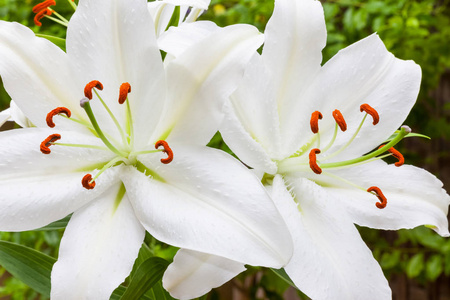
[[84, 80, 104, 100], [310, 111, 323, 134], [309, 148, 322, 174], [34, 8, 52, 26], [40, 134, 61, 154], [360, 103, 379, 125], [155, 140, 174, 164], [82, 174, 96, 190], [118, 82, 131, 104], [367, 186, 387, 209], [32, 0, 56, 13], [379, 145, 404, 167], [46, 107, 71, 128], [332, 109, 347, 131]]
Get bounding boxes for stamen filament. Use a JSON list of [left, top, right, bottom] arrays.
[[320, 126, 410, 169], [126, 98, 135, 148], [93, 89, 128, 147], [52, 143, 109, 151], [323, 114, 368, 161], [129, 149, 163, 156], [49, 9, 70, 24], [66, 0, 77, 10], [82, 101, 127, 157], [322, 123, 338, 153], [90, 156, 125, 182], [321, 171, 367, 192], [45, 15, 68, 27]]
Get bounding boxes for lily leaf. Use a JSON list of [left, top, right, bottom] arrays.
[[0, 240, 55, 296], [165, 6, 181, 32], [36, 34, 66, 51], [35, 214, 72, 231], [270, 268, 297, 288], [120, 257, 170, 300]]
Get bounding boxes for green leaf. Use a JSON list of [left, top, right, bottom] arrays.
[[380, 250, 401, 269], [35, 214, 71, 231], [120, 257, 170, 300], [0, 240, 55, 296], [36, 34, 66, 51], [426, 254, 443, 281], [406, 253, 424, 278], [111, 285, 153, 300], [147, 281, 176, 300], [270, 268, 297, 288], [164, 6, 181, 32]]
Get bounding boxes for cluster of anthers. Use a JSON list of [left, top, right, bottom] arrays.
[[280, 103, 411, 209], [40, 80, 173, 190], [32, 0, 76, 27]]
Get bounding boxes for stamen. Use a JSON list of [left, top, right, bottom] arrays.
[[82, 174, 96, 190], [34, 8, 52, 26], [332, 109, 347, 132], [155, 140, 173, 164], [40, 134, 61, 154], [367, 186, 387, 209], [378, 145, 404, 167], [46, 107, 71, 128], [309, 148, 322, 174], [360, 104, 379, 125], [118, 82, 131, 104], [32, 0, 56, 13], [310, 111, 323, 134], [84, 80, 104, 100]]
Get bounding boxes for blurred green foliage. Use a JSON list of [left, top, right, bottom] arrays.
[[0, 0, 449, 299]]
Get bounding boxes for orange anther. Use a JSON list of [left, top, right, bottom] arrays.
[[34, 8, 52, 26], [46, 107, 71, 128], [32, 0, 56, 13], [309, 148, 322, 174], [360, 103, 379, 125], [379, 145, 404, 167], [82, 174, 96, 190], [155, 140, 173, 164], [40, 133, 61, 154], [367, 186, 387, 209], [84, 80, 104, 100], [332, 109, 347, 132], [310, 111, 323, 134], [118, 82, 131, 104]]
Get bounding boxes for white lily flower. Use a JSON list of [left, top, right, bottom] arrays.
[[148, 0, 211, 37], [0, 100, 32, 128], [0, 0, 293, 298], [164, 0, 450, 299]]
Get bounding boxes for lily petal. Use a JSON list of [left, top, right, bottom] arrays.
[[163, 249, 245, 300], [0, 128, 119, 231], [123, 144, 292, 267], [67, 0, 166, 147], [159, 21, 220, 58], [272, 175, 391, 300], [154, 24, 264, 145], [262, 0, 326, 155], [0, 21, 86, 131], [294, 34, 421, 160], [324, 160, 450, 236], [0, 107, 10, 127], [51, 186, 145, 300], [220, 98, 278, 174]]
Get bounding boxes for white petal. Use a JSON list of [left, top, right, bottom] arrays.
[[226, 53, 282, 159], [271, 175, 391, 300], [51, 186, 145, 300], [67, 0, 166, 147], [325, 160, 450, 236], [0, 21, 87, 131], [262, 0, 326, 155], [10, 100, 32, 128], [158, 21, 219, 58], [157, 0, 210, 10], [220, 99, 278, 174], [0, 107, 10, 127], [122, 144, 292, 267], [295, 34, 421, 160], [0, 128, 119, 231], [163, 249, 245, 300], [153, 24, 264, 145]]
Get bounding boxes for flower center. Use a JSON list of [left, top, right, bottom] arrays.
[[40, 80, 173, 190], [278, 104, 411, 209]]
